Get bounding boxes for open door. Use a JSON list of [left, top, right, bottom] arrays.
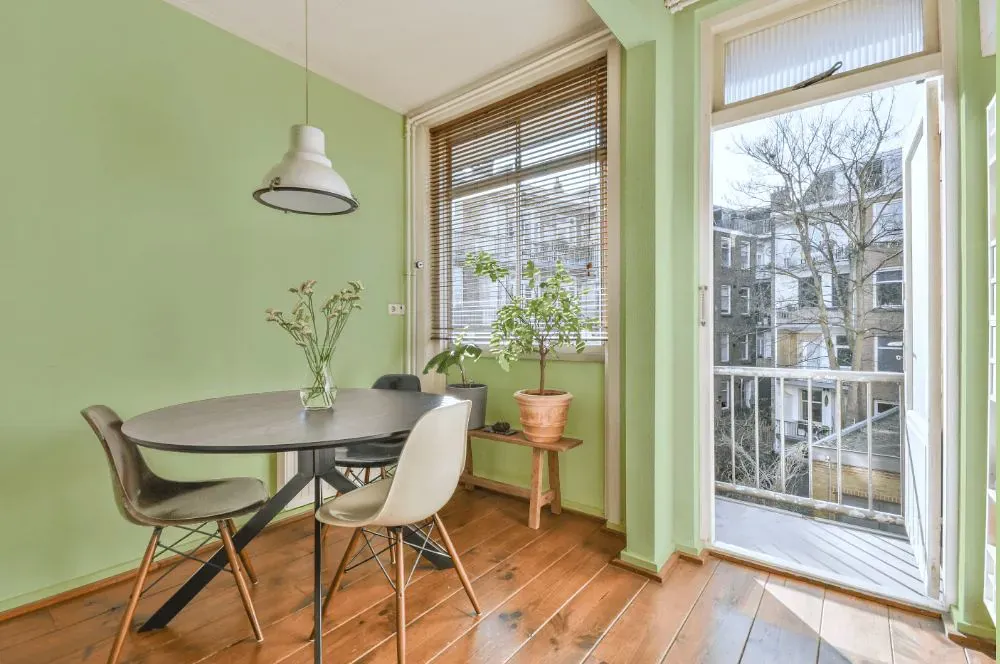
[[902, 79, 943, 599]]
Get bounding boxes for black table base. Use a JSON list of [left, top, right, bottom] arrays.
[[138, 448, 452, 636]]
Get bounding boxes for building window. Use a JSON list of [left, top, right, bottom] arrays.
[[741, 335, 750, 361], [800, 388, 823, 423], [739, 287, 751, 315], [874, 268, 903, 308], [720, 381, 730, 410], [428, 58, 608, 345], [756, 243, 771, 267], [742, 378, 755, 408], [875, 400, 898, 414], [798, 276, 819, 308], [872, 198, 904, 242], [740, 241, 751, 269], [720, 236, 732, 268], [832, 272, 851, 309], [835, 334, 853, 368], [720, 285, 732, 315], [875, 335, 904, 372], [721, 333, 730, 363], [756, 334, 772, 359]]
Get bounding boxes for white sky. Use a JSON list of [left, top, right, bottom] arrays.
[[712, 81, 926, 209]]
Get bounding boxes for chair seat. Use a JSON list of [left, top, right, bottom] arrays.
[[334, 440, 405, 468], [315, 478, 393, 528], [135, 477, 268, 526]]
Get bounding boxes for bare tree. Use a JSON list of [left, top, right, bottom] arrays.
[[731, 93, 905, 378], [715, 410, 809, 494]]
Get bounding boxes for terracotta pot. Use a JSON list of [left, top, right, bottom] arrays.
[[513, 389, 573, 443]]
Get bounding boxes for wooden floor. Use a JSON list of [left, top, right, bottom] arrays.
[[715, 497, 926, 604], [0, 490, 991, 664]]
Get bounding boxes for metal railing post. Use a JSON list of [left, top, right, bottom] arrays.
[[779, 376, 786, 493], [754, 375, 760, 489], [807, 376, 813, 499], [836, 379, 843, 504], [730, 374, 736, 485], [867, 381, 874, 511]]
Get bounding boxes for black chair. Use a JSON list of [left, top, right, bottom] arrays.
[[335, 374, 422, 484]]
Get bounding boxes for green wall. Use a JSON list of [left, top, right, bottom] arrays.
[[0, 0, 406, 611], [956, 0, 998, 639]]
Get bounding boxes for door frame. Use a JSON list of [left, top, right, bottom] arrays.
[[696, 0, 960, 607]]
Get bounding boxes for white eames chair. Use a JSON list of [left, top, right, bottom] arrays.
[[313, 400, 480, 662]]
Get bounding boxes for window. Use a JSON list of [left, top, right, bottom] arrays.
[[832, 272, 851, 309], [720, 0, 932, 105], [756, 243, 771, 267], [720, 236, 732, 268], [756, 333, 772, 359], [798, 276, 819, 308], [720, 333, 730, 363], [742, 378, 755, 408], [739, 287, 751, 315], [874, 268, 904, 308], [720, 285, 732, 315], [741, 335, 750, 361], [800, 388, 824, 423], [428, 58, 608, 344], [720, 381, 730, 410], [876, 335, 904, 372], [798, 337, 827, 369], [872, 199, 904, 243], [875, 400, 899, 414], [739, 241, 751, 269], [835, 334, 853, 368]]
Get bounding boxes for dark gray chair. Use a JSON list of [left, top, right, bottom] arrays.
[[81, 405, 268, 664], [333, 374, 422, 482]]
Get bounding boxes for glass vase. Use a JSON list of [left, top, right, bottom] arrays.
[[300, 364, 337, 410]]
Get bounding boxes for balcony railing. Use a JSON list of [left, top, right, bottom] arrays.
[[715, 366, 905, 526]]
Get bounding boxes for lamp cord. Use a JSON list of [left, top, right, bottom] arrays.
[[304, 0, 310, 125]]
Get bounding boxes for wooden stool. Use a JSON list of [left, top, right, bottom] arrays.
[[463, 429, 582, 529]]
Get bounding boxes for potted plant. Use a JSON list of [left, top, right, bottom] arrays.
[[466, 252, 594, 443], [422, 335, 488, 429]]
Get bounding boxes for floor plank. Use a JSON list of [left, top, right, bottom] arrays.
[[741, 576, 824, 664], [582, 559, 720, 664], [0, 491, 980, 664], [888, 608, 969, 664], [505, 565, 646, 663], [352, 514, 601, 664], [817, 591, 893, 664], [661, 561, 768, 664]]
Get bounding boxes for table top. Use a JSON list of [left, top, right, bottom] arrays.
[[122, 389, 457, 453], [468, 428, 583, 452]]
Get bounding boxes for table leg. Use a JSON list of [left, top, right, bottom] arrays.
[[529, 449, 544, 530], [138, 472, 312, 632], [313, 469, 323, 664], [547, 451, 562, 516], [319, 469, 454, 570]]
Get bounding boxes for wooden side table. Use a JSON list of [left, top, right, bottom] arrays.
[[463, 428, 583, 529]]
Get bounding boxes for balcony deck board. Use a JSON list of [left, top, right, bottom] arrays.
[[715, 497, 925, 604]]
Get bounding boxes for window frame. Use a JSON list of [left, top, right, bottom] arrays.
[[720, 236, 733, 268], [721, 332, 731, 363], [741, 334, 751, 361], [720, 284, 732, 315], [874, 334, 905, 373], [874, 267, 904, 309], [739, 286, 751, 315], [739, 240, 751, 269], [720, 380, 731, 410]]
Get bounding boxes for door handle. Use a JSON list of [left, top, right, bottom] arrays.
[[699, 285, 709, 327]]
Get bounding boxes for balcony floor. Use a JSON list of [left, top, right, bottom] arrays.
[[715, 496, 926, 604]]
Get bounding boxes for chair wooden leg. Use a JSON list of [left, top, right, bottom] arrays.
[[107, 528, 160, 664], [310, 527, 363, 641], [432, 513, 481, 614], [394, 528, 407, 664], [225, 519, 258, 585], [364, 467, 371, 484], [218, 521, 263, 643]]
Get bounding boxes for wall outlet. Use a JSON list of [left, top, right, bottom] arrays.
[[388, 303, 406, 316]]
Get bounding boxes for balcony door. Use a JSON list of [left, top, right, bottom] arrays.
[[902, 79, 943, 597]]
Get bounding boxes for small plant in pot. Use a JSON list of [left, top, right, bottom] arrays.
[[466, 252, 594, 443], [422, 335, 488, 430]]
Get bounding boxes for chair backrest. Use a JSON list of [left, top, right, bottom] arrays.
[[371, 374, 422, 392], [81, 405, 155, 526], [373, 400, 471, 526]]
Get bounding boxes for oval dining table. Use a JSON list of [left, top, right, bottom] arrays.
[[122, 387, 458, 663]]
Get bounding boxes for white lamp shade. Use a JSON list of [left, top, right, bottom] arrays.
[[253, 124, 359, 215]]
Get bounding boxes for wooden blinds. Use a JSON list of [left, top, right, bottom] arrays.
[[428, 57, 609, 344]]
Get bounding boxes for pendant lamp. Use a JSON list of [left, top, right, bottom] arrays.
[[253, 0, 358, 215]]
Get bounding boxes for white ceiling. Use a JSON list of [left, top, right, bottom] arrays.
[[164, 0, 603, 114]]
